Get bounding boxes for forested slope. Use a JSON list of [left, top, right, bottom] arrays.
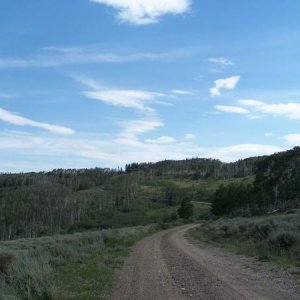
[[0, 156, 260, 241], [212, 147, 300, 216]]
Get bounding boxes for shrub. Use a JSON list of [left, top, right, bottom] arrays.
[[268, 231, 297, 250], [178, 198, 194, 219], [238, 224, 247, 233], [0, 252, 15, 276]]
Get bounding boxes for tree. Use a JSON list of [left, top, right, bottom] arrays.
[[178, 198, 194, 219]]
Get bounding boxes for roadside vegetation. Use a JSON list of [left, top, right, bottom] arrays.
[[191, 147, 300, 272], [0, 224, 168, 300], [190, 210, 300, 269]]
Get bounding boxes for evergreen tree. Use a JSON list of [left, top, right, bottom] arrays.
[[178, 198, 194, 219]]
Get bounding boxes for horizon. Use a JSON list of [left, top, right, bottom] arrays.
[[2, 146, 295, 174], [1, 1, 300, 172]]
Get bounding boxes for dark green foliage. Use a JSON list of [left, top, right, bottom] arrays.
[[211, 183, 253, 216], [178, 199, 194, 219], [126, 156, 261, 179], [212, 147, 300, 216]]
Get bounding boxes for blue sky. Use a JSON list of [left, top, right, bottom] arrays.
[[1, 0, 300, 172]]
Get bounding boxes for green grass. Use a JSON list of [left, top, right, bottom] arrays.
[[52, 247, 128, 300], [170, 176, 254, 191], [190, 209, 300, 269], [0, 225, 159, 300]]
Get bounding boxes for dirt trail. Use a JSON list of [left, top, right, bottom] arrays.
[[107, 224, 299, 300]]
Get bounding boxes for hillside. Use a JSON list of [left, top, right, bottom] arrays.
[[212, 146, 300, 216], [0, 156, 260, 241]]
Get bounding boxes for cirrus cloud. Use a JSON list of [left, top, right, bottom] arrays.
[[0, 108, 74, 135], [215, 105, 249, 114], [145, 135, 176, 144]]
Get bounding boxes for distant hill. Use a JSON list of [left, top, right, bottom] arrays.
[[125, 156, 264, 179], [0, 149, 296, 241]]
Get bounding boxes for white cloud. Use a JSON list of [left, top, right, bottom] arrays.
[[209, 57, 233, 67], [210, 75, 240, 97], [206, 144, 284, 162], [77, 76, 166, 112], [184, 133, 196, 139], [239, 99, 300, 120], [84, 89, 157, 111], [0, 130, 286, 172], [0, 108, 74, 135], [260, 103, 300, 119], [215, 105, 249, 114], [145, 135, 176, 144], [0, 47, 188, 69], [238, 99, 265, 107], [264, 132, 273, 137], [282, 134, 300, 146], [171, 89, 194, 95], [117, 119, 164, 141], [90, 0, 191, 25]]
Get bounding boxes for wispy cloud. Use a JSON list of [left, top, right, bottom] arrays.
[[209, 57, 233, 67], [215, 105, 249, 114], [282, 133, 300, 146], [264, 132, 273, 137], [0, 108, 74, 135], [210, 75, 240, 97], [0, 93, 16, 99], [84, 89, 158, 111], [0, 129, 285, 172], [238, 99, 300, 120], [90, 0, 191, 25], [117, 119, 164, 142], [206, 144, 284, 162], [76, 76, 168, 112], [184, 133, 196, 139], [145, 135, 176, 144], [0, 47, 189, 69], [171, 89, 194, 95]]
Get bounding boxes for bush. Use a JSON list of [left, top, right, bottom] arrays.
[[178, 199, 194, 219], [238, 224, 247, 233], [0, 252, 15, 276], [268, 231, 297, 250]]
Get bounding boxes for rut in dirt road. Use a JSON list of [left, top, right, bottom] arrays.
[[107, 225, 300, 300]]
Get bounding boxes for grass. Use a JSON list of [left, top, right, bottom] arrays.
[[190, 209, 300, 269], [192, 201, 212, 219], [0, 225, 160, 300], [170, 176, 254, 192]]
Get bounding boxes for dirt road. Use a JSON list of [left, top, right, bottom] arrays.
[[108, 224, 299, 300]]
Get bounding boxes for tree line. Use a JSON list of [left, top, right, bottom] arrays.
[[0, 155, 264, 240], [212, 147, 300, 216]]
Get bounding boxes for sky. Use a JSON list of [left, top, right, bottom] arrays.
[[1, 0, 300, 172]]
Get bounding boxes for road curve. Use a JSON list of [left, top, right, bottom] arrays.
[[107, 224, 299, 300]]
